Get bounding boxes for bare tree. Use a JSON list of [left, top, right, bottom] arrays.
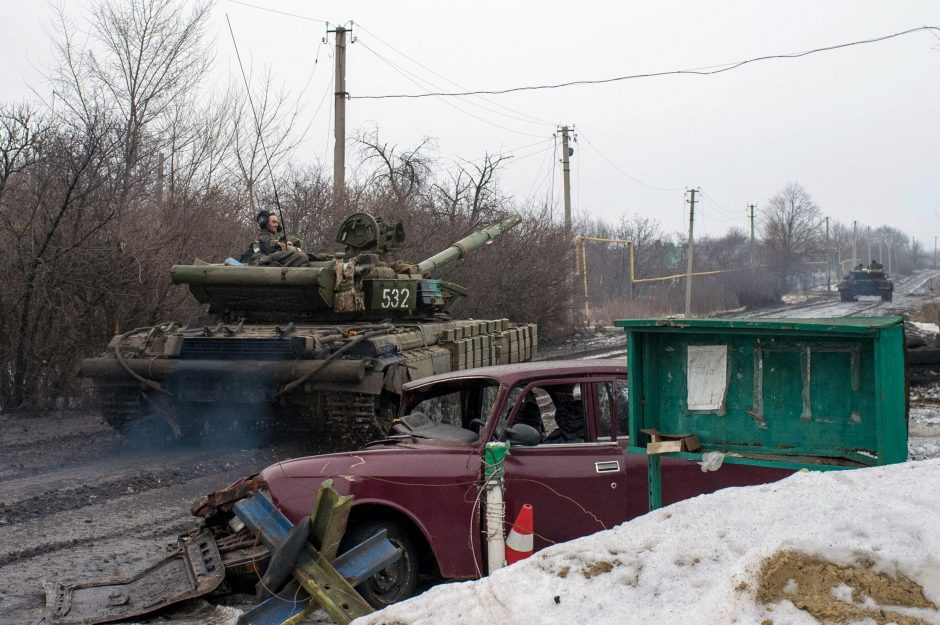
[[50, 0, 212, 202], [761, 182, 823, 295], [357, 131, 434, 210], [432, 154, 511, 227], [0, 113, 119, 408], [229, 73, 305, 215]]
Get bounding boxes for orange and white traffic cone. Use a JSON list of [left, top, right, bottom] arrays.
[[505, 503, 534, 564]]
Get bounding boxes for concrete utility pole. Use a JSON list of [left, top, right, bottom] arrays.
[[825, 216, 831, 292], [748, 203, 756, 264], [559, 126, 574, 237], [853, 221, 858, 268], [684, 188, 699, 317], [330, 25, 349, 206]]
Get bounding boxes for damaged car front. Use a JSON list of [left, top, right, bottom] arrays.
[[193, 374, 505, 607]]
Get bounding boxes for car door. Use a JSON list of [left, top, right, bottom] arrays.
[[500, 378, 630, 552]]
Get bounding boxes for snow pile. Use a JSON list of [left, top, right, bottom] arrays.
[[354, 460, 940, 625]]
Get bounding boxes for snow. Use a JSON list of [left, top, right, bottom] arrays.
[[354, 459, 940, 625], [911, 322, 940, 335]]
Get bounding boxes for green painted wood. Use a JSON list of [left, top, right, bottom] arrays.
[[647, 455, 662, 510], [615, 316, 903, 334], [619, 316, 907, 509]]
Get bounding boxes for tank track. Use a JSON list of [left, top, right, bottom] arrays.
[[323, 392, 386, 450], [97, 384, 145, 431]]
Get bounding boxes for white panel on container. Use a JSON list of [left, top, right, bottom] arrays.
[[687, 345, 728, 411]]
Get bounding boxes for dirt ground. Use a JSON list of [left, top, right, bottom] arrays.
[[757, 550, 937, 625], [3, 281, 940, 625]]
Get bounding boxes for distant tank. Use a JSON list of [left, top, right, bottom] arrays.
[[78, 213, 537, 448], [837, 261, 893, 302]]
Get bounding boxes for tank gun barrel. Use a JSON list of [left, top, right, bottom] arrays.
[[415, 213, 522, 275]]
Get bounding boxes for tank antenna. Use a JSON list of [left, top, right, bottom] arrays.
[[226, 14, 288, 240]]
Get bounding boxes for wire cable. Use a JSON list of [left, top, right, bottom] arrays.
[[227, 0, 328, 23], [578, 130, 683, 192], [352, 26, 940, 99], [353, 22, 555, 127], [355, 40, 547, 139], [226, 14, 287, 235]]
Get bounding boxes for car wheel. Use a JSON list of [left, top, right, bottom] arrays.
[[341, 519, 420, 609]]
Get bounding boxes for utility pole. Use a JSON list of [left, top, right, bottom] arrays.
[[866, 226, 872, 265], [934, 236, 937, 269], [852, 221, 858, 269], [825, 216, 831, 292], [559, 126, 573, 237], [748, 203, 756, 264], [330, 24, 349, 206], [684, 188, 699, 317]]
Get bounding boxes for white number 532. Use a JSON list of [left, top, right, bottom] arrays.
[[381, 287, 411, 309]]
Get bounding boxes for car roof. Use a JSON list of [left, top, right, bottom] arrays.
[[402, 359, 626, 391]]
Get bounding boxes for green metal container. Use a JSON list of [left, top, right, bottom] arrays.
[[614, 317, 908, 508]]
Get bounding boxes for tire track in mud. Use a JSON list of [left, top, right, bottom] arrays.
[[0, 455, 255, 525]]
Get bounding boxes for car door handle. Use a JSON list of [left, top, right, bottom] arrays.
[[595, 460, 620, 473]]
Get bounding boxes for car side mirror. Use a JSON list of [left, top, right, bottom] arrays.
[[503, 423, 541, 446]]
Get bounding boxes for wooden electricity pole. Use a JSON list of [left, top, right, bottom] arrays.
[[684, 188, 699, 317], [330, 25, 349, 206]]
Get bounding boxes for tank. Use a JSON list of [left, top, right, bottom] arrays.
[[78, 212, 537, 448], [837, 261, 893, 302]]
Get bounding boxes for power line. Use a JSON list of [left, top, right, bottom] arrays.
[[355, 37, 549, 131], [578, 130, 683, 192], [352, 26, 940, 99], [227, 0, 328, 24], [353, 23, 554, 127], [356, 40, 546, 138]]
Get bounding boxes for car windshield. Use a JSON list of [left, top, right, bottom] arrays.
[[400, 378, 501, 440]]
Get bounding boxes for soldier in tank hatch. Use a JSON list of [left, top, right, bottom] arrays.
[[241, 210, 309, 267]]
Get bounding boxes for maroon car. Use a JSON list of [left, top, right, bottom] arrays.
[[198, 360, 786, 608]]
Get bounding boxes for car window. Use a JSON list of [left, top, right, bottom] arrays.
[[504, 382, 589, 445], [403, 378, 500, 430], [493, 385, 523, 438], [594, 379, 627, 440], [411, 390, 462, 426]]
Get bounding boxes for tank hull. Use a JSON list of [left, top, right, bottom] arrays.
[[80, 319, 538, 449], [837, 269, 893, 302]]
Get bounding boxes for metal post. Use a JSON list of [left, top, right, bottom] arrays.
[[825, 216, 831, 292], [332, 25, 348, 206], [484, 442, 509, 573], [581, 239, 590, 317], [627, 241, 635, 300]]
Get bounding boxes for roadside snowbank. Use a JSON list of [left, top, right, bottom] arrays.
[[354, 459, 940, 625]]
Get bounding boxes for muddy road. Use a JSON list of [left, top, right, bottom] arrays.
[[3, 273, 940, 625]]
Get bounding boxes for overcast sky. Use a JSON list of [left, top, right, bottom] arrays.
[[2, 1, 938, 243]]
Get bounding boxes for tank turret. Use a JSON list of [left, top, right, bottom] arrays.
[[169, 212, 521, 322], [79, 213, 537, 449], [837, 260, 893, 302]]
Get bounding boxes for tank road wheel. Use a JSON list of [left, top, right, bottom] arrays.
[[324, 392, 387, 451], [340, 519, 421, 609], [97, 384, 146, 432]]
